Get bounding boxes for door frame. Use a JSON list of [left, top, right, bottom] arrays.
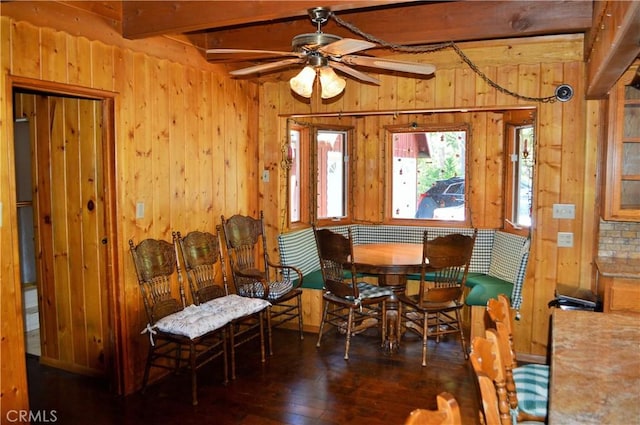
[[8, 75, 123, 394]]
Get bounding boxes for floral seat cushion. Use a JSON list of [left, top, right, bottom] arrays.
[[150, 294, 270, 340]]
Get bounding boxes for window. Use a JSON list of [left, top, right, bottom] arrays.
[[316, 129, 348, 220], [289, 128, 302, 223], [288, 124, 350, 225], [506, 124, 535, 228], [389, 125, 468, 221]]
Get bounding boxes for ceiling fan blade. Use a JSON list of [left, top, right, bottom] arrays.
[[229, 58, 305, 76], [330, 62, 380, 85], [207, 48, 303, 58], [341, 55, 436, 75], [319, 38, 377, 56]]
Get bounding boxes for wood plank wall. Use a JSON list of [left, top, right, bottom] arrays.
[[0, 15, 259, 412], [0, 10, 601, 415], [259, 34, 600, 359]]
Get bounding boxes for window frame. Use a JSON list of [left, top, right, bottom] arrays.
[[287, 122, 354, 227], [504, 113, 535, 236], [288, 124, 311, 228], [384, 122, 471, 225]]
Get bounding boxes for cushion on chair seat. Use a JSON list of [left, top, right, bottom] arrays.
[[353, 282, 394, 300], [202, 293, 271, 318], [153, 294, 271, 340], [238, 280, 294, 300], [514, 363, 550, 398], [154, 304, 230, 339], [513, 363, 549, 419]]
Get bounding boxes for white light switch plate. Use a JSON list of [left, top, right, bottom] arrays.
[[557, 232, 574, 247], [553, 203, 575, 219], [136, 202, 145, 219]]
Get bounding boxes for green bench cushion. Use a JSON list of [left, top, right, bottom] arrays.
[[465, 274, 513, 306], [295, 270, 366, 291], [295, 269, 324, 290], [463, 272, 487, 287], [406, 271, 485, 284]]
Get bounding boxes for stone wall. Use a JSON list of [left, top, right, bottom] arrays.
[[598, 220, 640, 259]]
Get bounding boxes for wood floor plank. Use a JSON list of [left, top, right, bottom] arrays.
[[27, 327, 481, 424]]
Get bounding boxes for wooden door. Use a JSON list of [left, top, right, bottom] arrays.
[[32, 94, 109, 376]]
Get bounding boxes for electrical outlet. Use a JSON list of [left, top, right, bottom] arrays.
[[557, 232, 574, 247], [262, 170, 270, 182], [553, 203, 575, 219]]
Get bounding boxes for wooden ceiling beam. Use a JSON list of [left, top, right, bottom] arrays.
[[121, 1, 421, 39], [585, 1, 640, 99], [202, 1, 592, 55]]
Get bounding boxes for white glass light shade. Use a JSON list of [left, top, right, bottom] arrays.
[[290, 66, 316, 98], [319, 67, 346, 99]]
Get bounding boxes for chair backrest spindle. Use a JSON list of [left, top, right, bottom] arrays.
[[129, 238, 184, 324], [313, 226, 359, 300], [176, 230, 229, 305]]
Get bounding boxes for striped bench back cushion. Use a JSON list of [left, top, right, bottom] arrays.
[[489, 231, 530, 310], [277, 227, 319, 278]]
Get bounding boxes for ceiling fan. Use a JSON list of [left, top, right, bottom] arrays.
[[206, 7, 436, 99]]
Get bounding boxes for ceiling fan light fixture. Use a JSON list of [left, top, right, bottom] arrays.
[[290, 66, 316, 98], [319, 67, 346, 99]]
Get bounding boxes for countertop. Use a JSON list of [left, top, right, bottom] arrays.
[[548, 309, 640, 425], [595, 257, 640, 279]]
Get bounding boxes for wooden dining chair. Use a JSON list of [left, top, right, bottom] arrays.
[[129, 237, 229, 406], [398, 229, 477, 366], [175, 230, 271, 379], [470, 330, 511, 425], [404, 392, 462, 425], [220, 211, 304, 340], [487, 295, 549, 422], [313, 226, 394, 360], [470, 330, 545, 425]]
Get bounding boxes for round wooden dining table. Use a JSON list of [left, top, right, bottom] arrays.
[[352, 242, 424, 286], [351, 242, 425, 353]]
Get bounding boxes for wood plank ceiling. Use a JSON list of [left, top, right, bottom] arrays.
[[119, 1, 639, 98], [2, 1, 613, 98]]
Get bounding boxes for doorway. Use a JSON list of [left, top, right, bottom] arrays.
[[11, 77, 120, 392]]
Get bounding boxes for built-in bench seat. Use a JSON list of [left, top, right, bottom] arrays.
[[277, 224, 530, 334]]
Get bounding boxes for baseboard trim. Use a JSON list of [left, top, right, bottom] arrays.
[[518, 353, 547, 364]]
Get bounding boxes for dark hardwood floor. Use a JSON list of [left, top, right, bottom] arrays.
[[27, 327, 481, 424]]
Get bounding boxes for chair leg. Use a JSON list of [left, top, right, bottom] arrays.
[[455, 308, 469, 359], [344, 308, 354, 360], [316, 301, 330, 348], [259, 310, 266, 363], [174, 344, 183, 372], [266, 307, 273, 356], [141, 345, 154, 394], [421, 312, 429, 367], [395, 302, 402, 349], [222, 329, 229, 385], [381, 301, 388, 347], [229, 325, 237, 380], [189, 343, 198, 406], [296, 293, 304, 340]]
